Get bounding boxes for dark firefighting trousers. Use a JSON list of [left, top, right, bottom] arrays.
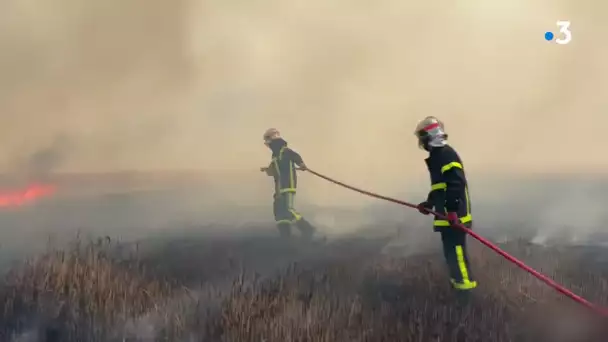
[[273, 192, 314, 239], [439, 223, 477, 291]]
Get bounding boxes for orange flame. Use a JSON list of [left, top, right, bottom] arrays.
[[0, 184, 56, 207]]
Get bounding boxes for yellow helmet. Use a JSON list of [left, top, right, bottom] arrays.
[[263, 128, 281, 145], [414, 116, 447, 150]]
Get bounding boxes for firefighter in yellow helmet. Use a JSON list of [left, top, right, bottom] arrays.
[[414, 117, 477, 293], [260, 128, 316, 239]]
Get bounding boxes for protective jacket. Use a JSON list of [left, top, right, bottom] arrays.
[[425, 144, 472, 230], [265, 138, 304, 196]]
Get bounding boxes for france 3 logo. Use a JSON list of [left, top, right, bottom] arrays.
[[544, 21, 571, 45]]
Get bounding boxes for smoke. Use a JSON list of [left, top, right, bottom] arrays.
[[0, 0, 607, 241]]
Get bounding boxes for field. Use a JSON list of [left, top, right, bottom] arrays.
[[1, 223, 608, 342], [1, 176, 607, 341]]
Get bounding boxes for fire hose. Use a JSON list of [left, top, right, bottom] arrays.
[[302, 168, 608, 317]]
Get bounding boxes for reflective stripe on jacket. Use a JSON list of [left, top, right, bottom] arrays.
[[425, 145, 472, 228], [267, 139, 304, 195]]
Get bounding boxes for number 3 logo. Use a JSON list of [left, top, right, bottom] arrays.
[[556, 21, 572, 45]]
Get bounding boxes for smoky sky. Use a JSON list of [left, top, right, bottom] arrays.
[[0, 0, 607, 209]]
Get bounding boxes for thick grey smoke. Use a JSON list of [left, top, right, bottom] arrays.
[[0, 0, 607, 241]]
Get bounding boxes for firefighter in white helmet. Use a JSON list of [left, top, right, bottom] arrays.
[[260, 128, 316, 239], [414, 116, 477, 293]]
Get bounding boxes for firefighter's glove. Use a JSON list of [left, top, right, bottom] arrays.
[[417, 201, 432, 215], [298, 163, 308, 171], [447, 212, 459, 227]]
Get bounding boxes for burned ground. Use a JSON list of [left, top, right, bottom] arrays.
[[1, 176, 608, 341], [1, 224, 608, 342]]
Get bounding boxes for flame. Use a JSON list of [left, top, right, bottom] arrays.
[[0, 184, 56, 207]]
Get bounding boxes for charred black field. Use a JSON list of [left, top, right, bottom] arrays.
[[1, 217, 608, 341], [1, 177, 608, 342]]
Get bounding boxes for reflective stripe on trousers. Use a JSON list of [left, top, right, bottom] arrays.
[[274, 192, 302, 224], [451, 245, 477, 290]]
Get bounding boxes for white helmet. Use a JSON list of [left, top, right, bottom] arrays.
[[414, 116, 448, 150], [263, 128, 281, 145]]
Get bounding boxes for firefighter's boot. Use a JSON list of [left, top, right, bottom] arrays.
[[296, 219, 315, 241], [277, 222, 292, 238]]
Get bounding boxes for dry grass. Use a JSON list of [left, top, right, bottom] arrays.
[[1, 231, 608, 342]]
